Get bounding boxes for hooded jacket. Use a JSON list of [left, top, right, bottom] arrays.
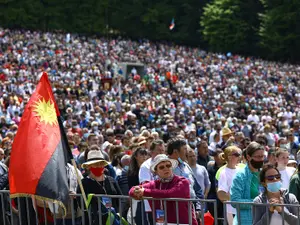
[[252, 189, 299, 225]]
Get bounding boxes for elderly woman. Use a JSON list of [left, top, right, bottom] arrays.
[[129, 154, 197, 225], [77, 150, 122, 225], [253, 164, 298, 225]]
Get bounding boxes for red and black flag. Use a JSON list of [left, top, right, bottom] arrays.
[[9, 72, 73, 214]]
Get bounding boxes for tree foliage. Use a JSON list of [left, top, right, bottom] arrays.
[[259, 0, 300, 61], [1, 0, 300, 61], [200, 0, 263, 55]]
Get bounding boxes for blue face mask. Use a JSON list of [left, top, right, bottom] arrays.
[[267, 181, 282, 193]]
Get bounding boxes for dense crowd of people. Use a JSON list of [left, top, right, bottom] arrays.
[[0, 27, 300, 225]]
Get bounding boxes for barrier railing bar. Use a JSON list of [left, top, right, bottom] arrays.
[[237, 202, 241, 225], [223, 201, 227, 225], [188, 200, 192, 225], [43, 200, 48, 225], [118, 197, 122, 224], [35, 199, 39, 225], [97, 196, 103, 225], [88, 201, 92, 225], [17, 197, 22, 225], [1, 193, 6, 225], [266, 205, 269, 225], [80, 195, 85, 225], [109, 202, 112, 225], [297, 206, 299, 225], [213, 200, 218, 225], [175, 200, 179, 225], [200, 201, 204, 225], [130, 198, 134, 225], [71, 197, 75, 225], [9, 197, 14, 225], [163, 200, 167, 225], [151, 200, 155, 225], [52, 201, 56, 225], [281, 204, 284, 225], [141, 200, 145, 225], [25, 197, 30, 225]]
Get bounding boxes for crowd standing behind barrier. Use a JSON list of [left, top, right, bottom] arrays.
[[0, 28, 300, 225]]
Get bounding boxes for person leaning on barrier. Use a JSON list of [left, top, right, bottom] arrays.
[[77, 150, 122, 225], [252, 163, 299, 225], [129, 154, 198, 225]]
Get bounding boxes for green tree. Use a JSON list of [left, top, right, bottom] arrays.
[[259, 0, 300, 62], [201, 0, 263, 55]]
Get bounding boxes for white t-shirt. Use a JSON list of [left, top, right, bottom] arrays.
[[279, 167, 296, 189], [218, 167, 238, 214], [139, 158, 155, 184]]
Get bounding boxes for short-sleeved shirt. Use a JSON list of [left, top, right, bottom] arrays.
[[279, 167, 296, 189], [191, 164, 211, 194], [216, 163, 246, 181], [218, 167, 238, 214]]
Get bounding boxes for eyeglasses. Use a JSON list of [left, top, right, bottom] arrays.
[[158, 164, 172, 170], [265, 174, 281, 181], [231, 152, 241, 157]]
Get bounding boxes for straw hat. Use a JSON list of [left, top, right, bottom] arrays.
[[150, 154, 178, 173], [137, 136, 147, 146], [222, 127, 233, 137], [82, 150, 108, 168]]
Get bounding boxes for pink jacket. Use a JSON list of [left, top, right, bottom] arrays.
[[129, 175, 198, 225]]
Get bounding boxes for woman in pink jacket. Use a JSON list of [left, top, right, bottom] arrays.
[[129, 154, 198, 225]]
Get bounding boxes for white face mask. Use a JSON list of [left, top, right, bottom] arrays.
[[280, 144, 289, 149]]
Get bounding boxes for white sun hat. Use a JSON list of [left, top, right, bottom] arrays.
[[82, 150, 108, 168], [150, 154, 178, 173]]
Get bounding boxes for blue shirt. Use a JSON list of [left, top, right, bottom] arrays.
[[173, 161, 203, 200]]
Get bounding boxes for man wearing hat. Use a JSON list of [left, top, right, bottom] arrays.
[[217, 127, 235, 150]]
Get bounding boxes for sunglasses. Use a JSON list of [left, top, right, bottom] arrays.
[[265, 174, 281, 181], [231, 152, 241, 157], [158, 164, 172, 170]]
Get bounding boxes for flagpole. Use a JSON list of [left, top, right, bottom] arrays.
[[71, 159, 89, 209]]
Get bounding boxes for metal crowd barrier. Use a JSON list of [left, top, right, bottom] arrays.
[[0, 190, 219, 225], [223, 201, 300, 225], [2, 190, 299, 225]]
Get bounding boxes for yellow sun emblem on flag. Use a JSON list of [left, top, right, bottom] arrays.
[[33, 98, 57, 126]]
